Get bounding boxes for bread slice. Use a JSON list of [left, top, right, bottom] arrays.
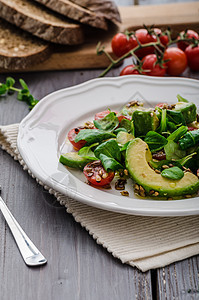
[[0, 0, 84, 45], [33, 0, 108, 30], [71, 0, 121, 24], [0, 18, 51, 70]]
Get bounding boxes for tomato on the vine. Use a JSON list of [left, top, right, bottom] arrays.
[[120, 64, 140, 76], [177, 30, 199, 51], [141, 54, 167, 76], [68, 127, 86, 150], [164, 47, 187, 76], [153, 28, 169, 47], [83, 161, 115, 186], [185, 43, 199, 71], [135, 28, 157, 58], [94, 110, 118, 120], [111, 32, 138, 57]]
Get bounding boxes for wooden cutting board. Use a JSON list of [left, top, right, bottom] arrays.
[[4, 1, 199, 72]]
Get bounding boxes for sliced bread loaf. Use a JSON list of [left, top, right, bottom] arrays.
[[33, 0, 108, 30], [71, 0, 121, 24], [0, 18, 51, 70], [0, 0, 84, 45]]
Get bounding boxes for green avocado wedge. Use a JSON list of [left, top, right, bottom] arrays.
[[126, 138, 199, 197], [59, 152, 95, 170]]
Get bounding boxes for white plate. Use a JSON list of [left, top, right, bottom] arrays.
[[17, 75, 199, 217]]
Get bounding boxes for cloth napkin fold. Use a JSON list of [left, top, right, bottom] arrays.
[[0, 123, 199, 272]]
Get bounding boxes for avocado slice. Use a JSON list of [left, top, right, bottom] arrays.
[[172, 102, 197, 124], [59, 152, 95, 170], [126, 138, 199, 197]]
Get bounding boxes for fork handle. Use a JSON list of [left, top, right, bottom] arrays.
[[0, 196, 47, 266]]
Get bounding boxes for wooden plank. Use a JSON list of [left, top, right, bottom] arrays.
[[0, 70, 153, 300], [157, 257, 199, 300], [1, 1, 199, 72]]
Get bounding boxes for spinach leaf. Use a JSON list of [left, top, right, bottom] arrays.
[[144, 131, 168, 152], [119, 118, 134, 134], [93, 112, 119, 131], [94, 139, 121, 162], [78, 143, 99, 160], [161, 166, 184, 180], [177, 94, 189, 103], [167, 110, 186, 126], [160, 109, 167, 133], [179, 129, 199, 150], [99, 153, 124, 171], [75, 129, 116, 146], [164, 140, 186, 160], [167, 125, 188, 142], [114, 128, 128, 134]]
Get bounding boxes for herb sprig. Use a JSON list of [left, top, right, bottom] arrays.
[[0, 77, 38, 109]]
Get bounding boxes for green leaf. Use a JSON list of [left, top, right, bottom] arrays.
[[0, 84, 8, 95], [144, 131, 168, 152], [94, 139, 121, 162], [167, 110, 186, 125], [93, 112, 119, 131], [119, 118, 133, 133], [114, 128, 128, 134], [167, 125, 188, 142], [19, 79, 29, 90], [161, 166, 184, 180], [99, 153, 124, 171], [177, 94, 189, 103], [78, 143, 99, 160], [6, 77, 15, 88], [160, 109, 167, 133], [75, 129, 116, 146], [164, 140, 186, 160], [179, 130, 199, 150]]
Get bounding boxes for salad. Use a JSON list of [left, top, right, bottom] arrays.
[[60, 95, 199, 199]]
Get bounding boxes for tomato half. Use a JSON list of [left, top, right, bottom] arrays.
[[83, 161, 115, 186], [164, 47, 187, 76], [177, 30, 199, 51], [135, 28, 157, 58], [185, 44, 199, 71], [94, 110, 118, 120], [120, 64, 140, 76], [111, 32, 138, 57], [68, 127, 86, 150], [141, 54, 167, 76]]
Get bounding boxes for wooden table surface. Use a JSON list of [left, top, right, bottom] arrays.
[[0, 1, 199, 299]]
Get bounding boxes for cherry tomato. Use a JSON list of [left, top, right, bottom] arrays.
[[135, 28, 157, 58], [164, 47, 187, 76], [94, 110, 118, 120], [155, 102, 168, 108], [111, 32, 138, 57], [117, 115, 131, 122], [185, 44, 199, 71], [177, 30, 199, 51], [141, 54, 167, 76], [120, 64, 140, 76], [83, 161, 115, 186], [153, 28, 169, 47], [68, 127, 86, 150]]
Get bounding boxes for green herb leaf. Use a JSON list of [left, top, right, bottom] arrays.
[[177, 94, 189, 103], [99, 153, 124, 171], [0, 84, 8, 95], [93, 112, 119, 131], [75, 129, 116, 146], [161, 166, 184, 180], [167, 125, 188, 142], [164, 140, 186, 160], [167, 110, 186, 125], [6, 77, 15, 88], [78, 143, 99, 160], [179, 129, 199, 150], [144, 131, 168, 152], [19, 78, 29, 90], [94, 139, 121, 162]]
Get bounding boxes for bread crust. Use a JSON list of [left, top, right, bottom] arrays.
[[34, 0, 108, 30], [0, 19, 51, 70], [0, 0, 84, 45]]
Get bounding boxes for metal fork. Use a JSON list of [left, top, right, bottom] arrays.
[[0, 188, 47, 267]]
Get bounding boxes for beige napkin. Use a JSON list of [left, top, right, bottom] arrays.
[[1, 123, 199, 272]]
